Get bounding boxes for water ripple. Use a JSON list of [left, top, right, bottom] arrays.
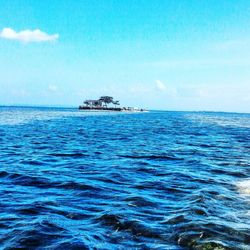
[[0, 107, 249, 249]]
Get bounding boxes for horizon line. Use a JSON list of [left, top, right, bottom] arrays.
[[0, 104, 249, 115]]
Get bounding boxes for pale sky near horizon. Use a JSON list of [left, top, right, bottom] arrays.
[[0, 0, 250, 112]]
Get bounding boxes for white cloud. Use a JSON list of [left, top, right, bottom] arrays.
[[155, 80, 179, 97], [155, 80, 167, 91], [0, 28, 59, 43]]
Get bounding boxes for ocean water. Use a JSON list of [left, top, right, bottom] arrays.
[[0, 106, 249, 250]]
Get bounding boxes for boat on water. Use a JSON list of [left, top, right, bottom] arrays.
[[79, 96, 147, 112]]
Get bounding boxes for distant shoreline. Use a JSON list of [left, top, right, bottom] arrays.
[[79, 106, 147, 112]]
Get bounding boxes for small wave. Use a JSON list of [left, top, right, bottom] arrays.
[[96, 214, 162, 239], [4, 172, 102, 192], [19, 160, 46, 166], [57, 181, 102, 192], [7, 172, 51, 188], [119, 154, 183, 161], [54, 241, 88, 249], [161, 215, 190, 225], [49, 153, 89, 158], [172, 221, 249, 250], [5, 220, 67, 249], [0, 170, 9, 178], [124, 196, 156, 207], [211, 169, 248, 178], [16, 203, 92, 221]]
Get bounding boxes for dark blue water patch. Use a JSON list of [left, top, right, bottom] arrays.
[[0, 107, 250, 249], [119, 154, 184, 161]]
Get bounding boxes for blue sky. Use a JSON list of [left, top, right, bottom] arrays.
[[0, 0, 250, 112]]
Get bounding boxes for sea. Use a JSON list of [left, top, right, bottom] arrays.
[[0, 106, 249, 250]]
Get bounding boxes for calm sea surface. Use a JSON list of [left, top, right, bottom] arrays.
[[0, 107, 249, 250]]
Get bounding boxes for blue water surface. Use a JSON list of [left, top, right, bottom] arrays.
[[0, 107, 249, 250]]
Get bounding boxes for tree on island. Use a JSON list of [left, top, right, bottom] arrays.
[[113, 100, 120, 108], [83, 96, 120, 109], [84, 100, 91, 106], [99, 96, 114, 107]]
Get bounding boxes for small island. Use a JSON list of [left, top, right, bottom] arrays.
[[79, 96, 147, 112]]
